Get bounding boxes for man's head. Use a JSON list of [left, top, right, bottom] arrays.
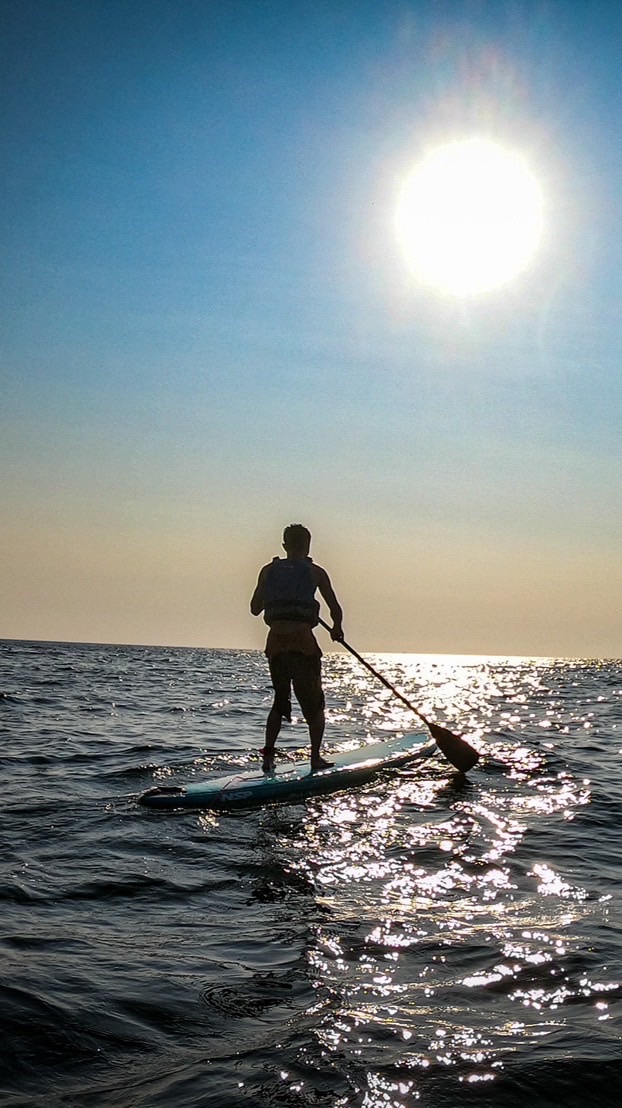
[[282, 523, 311, 557]]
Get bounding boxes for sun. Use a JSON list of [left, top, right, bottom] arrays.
[[396, 138, 544, 297]]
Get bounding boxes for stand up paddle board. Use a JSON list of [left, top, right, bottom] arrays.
[[138, 731, 436, 811]]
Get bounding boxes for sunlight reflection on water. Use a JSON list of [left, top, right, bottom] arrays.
[[3, 642, 621, 1106], [120, 648, 622, 1101], [277, 654, 621, 1097]]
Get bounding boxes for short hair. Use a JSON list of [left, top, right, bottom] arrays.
[[283, 523, 311, 552]]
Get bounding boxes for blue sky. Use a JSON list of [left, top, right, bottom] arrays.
[[1, 0, 620, 655]]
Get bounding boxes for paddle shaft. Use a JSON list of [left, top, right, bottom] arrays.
[[318, 618, 431, 727], [318, 617, 480, 772]]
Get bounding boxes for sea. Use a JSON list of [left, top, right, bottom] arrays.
[[1, 640, 621, 1108]]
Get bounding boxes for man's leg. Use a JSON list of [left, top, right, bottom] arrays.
[[292, 653, 333, 771], [261, 706, 281, 772], [262, 654, 291, 773], [309, 709, 333, 770]]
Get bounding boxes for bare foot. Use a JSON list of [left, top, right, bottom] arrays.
[[310, 756, 334, 772], [260, 747, 275, 774]]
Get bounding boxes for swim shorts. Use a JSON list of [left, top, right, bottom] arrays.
[[268, 651, 325, 723]]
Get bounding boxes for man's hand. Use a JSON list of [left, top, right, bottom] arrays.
[[330, 625, 344, 643]]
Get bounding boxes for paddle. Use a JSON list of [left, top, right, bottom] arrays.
[[319, 618, 479, 773]]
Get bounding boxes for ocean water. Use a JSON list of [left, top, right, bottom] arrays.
[[1, 640, 621, 1108]]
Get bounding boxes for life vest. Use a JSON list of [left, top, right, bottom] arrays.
[[263, 557, 320, 627]]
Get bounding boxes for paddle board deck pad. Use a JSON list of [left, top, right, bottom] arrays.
[[138, 731, 436, 811]]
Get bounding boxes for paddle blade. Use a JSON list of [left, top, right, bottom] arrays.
[[428, 721, 480, 773]]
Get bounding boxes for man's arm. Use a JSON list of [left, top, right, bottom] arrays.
[[250, 565, 269, 616], [315, 566, 344, 640]]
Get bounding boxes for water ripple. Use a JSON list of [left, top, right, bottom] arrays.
[[1, 641, 621, 1106]]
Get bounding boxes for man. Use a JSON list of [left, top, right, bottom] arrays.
[[250, 524, 344, 773]]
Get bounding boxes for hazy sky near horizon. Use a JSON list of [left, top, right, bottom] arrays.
[[2, 0, 621, 656]]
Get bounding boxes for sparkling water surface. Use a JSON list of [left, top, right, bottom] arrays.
[[1, 641, 621, 1106]]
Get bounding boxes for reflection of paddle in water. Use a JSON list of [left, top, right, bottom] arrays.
[[318, 618, 480, 774]]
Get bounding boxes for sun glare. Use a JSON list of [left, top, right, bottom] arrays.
[[396, 138, 544, 297]]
